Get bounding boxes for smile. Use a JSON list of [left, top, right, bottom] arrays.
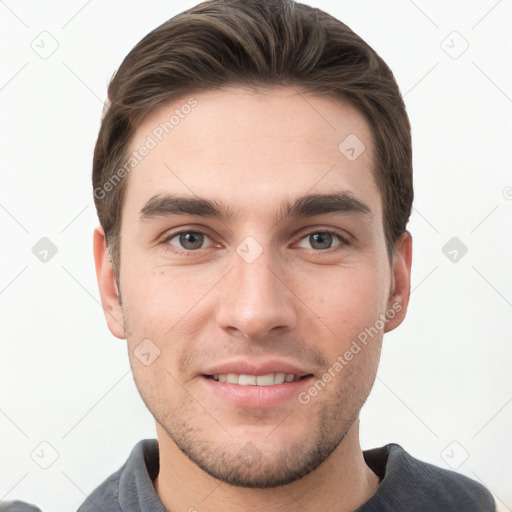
[[202, 371, 314, 409], [209, 373, 300, 385]]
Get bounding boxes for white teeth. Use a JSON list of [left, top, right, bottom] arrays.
[[256, 374, 275, 386], [212, 373, 298, 385], [227, 373, 238, 384], [238, 374, 257, 385], [274, 372, 286, 384]]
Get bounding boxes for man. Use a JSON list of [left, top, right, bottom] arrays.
[[79, 0, 495, 510]]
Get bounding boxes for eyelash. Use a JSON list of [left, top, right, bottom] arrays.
[[161, 229, 350, 255]]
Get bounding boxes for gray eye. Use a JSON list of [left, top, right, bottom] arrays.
[[180, 232, 204, 250], [169, 232, 205, 250], [309, 232, 333, 250], [297, 232, 342, 250]]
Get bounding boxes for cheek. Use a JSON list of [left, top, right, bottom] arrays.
[[121, 265, 215, 335], [120, 265, 219, 391], [295, 265, 389, 346]]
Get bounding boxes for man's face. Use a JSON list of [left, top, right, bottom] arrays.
[[97, 86, 410, 487]]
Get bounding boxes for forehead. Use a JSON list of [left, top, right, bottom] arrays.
[[122, 86, 380, 221]]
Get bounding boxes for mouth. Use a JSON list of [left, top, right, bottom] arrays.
[[206, 373, 306, 385], [200, 365, 315, 408]]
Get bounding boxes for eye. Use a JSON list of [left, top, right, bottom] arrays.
[[165, 231, 212, 251], [296, 231, 345, 250]]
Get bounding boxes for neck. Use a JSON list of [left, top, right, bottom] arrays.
[[153, 419, 380, 512]]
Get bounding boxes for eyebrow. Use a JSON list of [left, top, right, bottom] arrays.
[[139, 192, 372, 223]]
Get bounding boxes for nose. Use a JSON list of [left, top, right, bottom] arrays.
[[215, 248, 298, 341]]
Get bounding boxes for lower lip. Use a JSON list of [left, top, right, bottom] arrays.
[[200, 375, 314, 409]]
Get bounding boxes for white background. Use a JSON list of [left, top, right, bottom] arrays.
[[1, 1, 511, 511]]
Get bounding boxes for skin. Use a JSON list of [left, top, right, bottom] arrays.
[[94, 86, 412, 512]]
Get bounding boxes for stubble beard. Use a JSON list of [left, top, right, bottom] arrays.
[[152, 391, 364, 488]]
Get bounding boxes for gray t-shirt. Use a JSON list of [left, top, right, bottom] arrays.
[[75, 439, 496, 511], [0, 502, 42, 512]]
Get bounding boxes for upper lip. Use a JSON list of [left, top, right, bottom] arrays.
[[202, 359, 313, 378]]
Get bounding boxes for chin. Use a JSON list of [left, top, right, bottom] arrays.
[[190, 446, 328, 488], [159, 408, 347, 489]]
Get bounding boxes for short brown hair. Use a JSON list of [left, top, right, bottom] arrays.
[[93, 0, 413, 283]]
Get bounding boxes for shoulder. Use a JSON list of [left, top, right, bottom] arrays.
[[76, 438, 160, 512], [0, 501, 43, 512], [76, 463, 122, 512], [360, 443, 496, 512]]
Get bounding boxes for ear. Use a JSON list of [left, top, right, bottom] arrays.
[[93, 225, 126, 339], [384, 230, 413, 333]]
